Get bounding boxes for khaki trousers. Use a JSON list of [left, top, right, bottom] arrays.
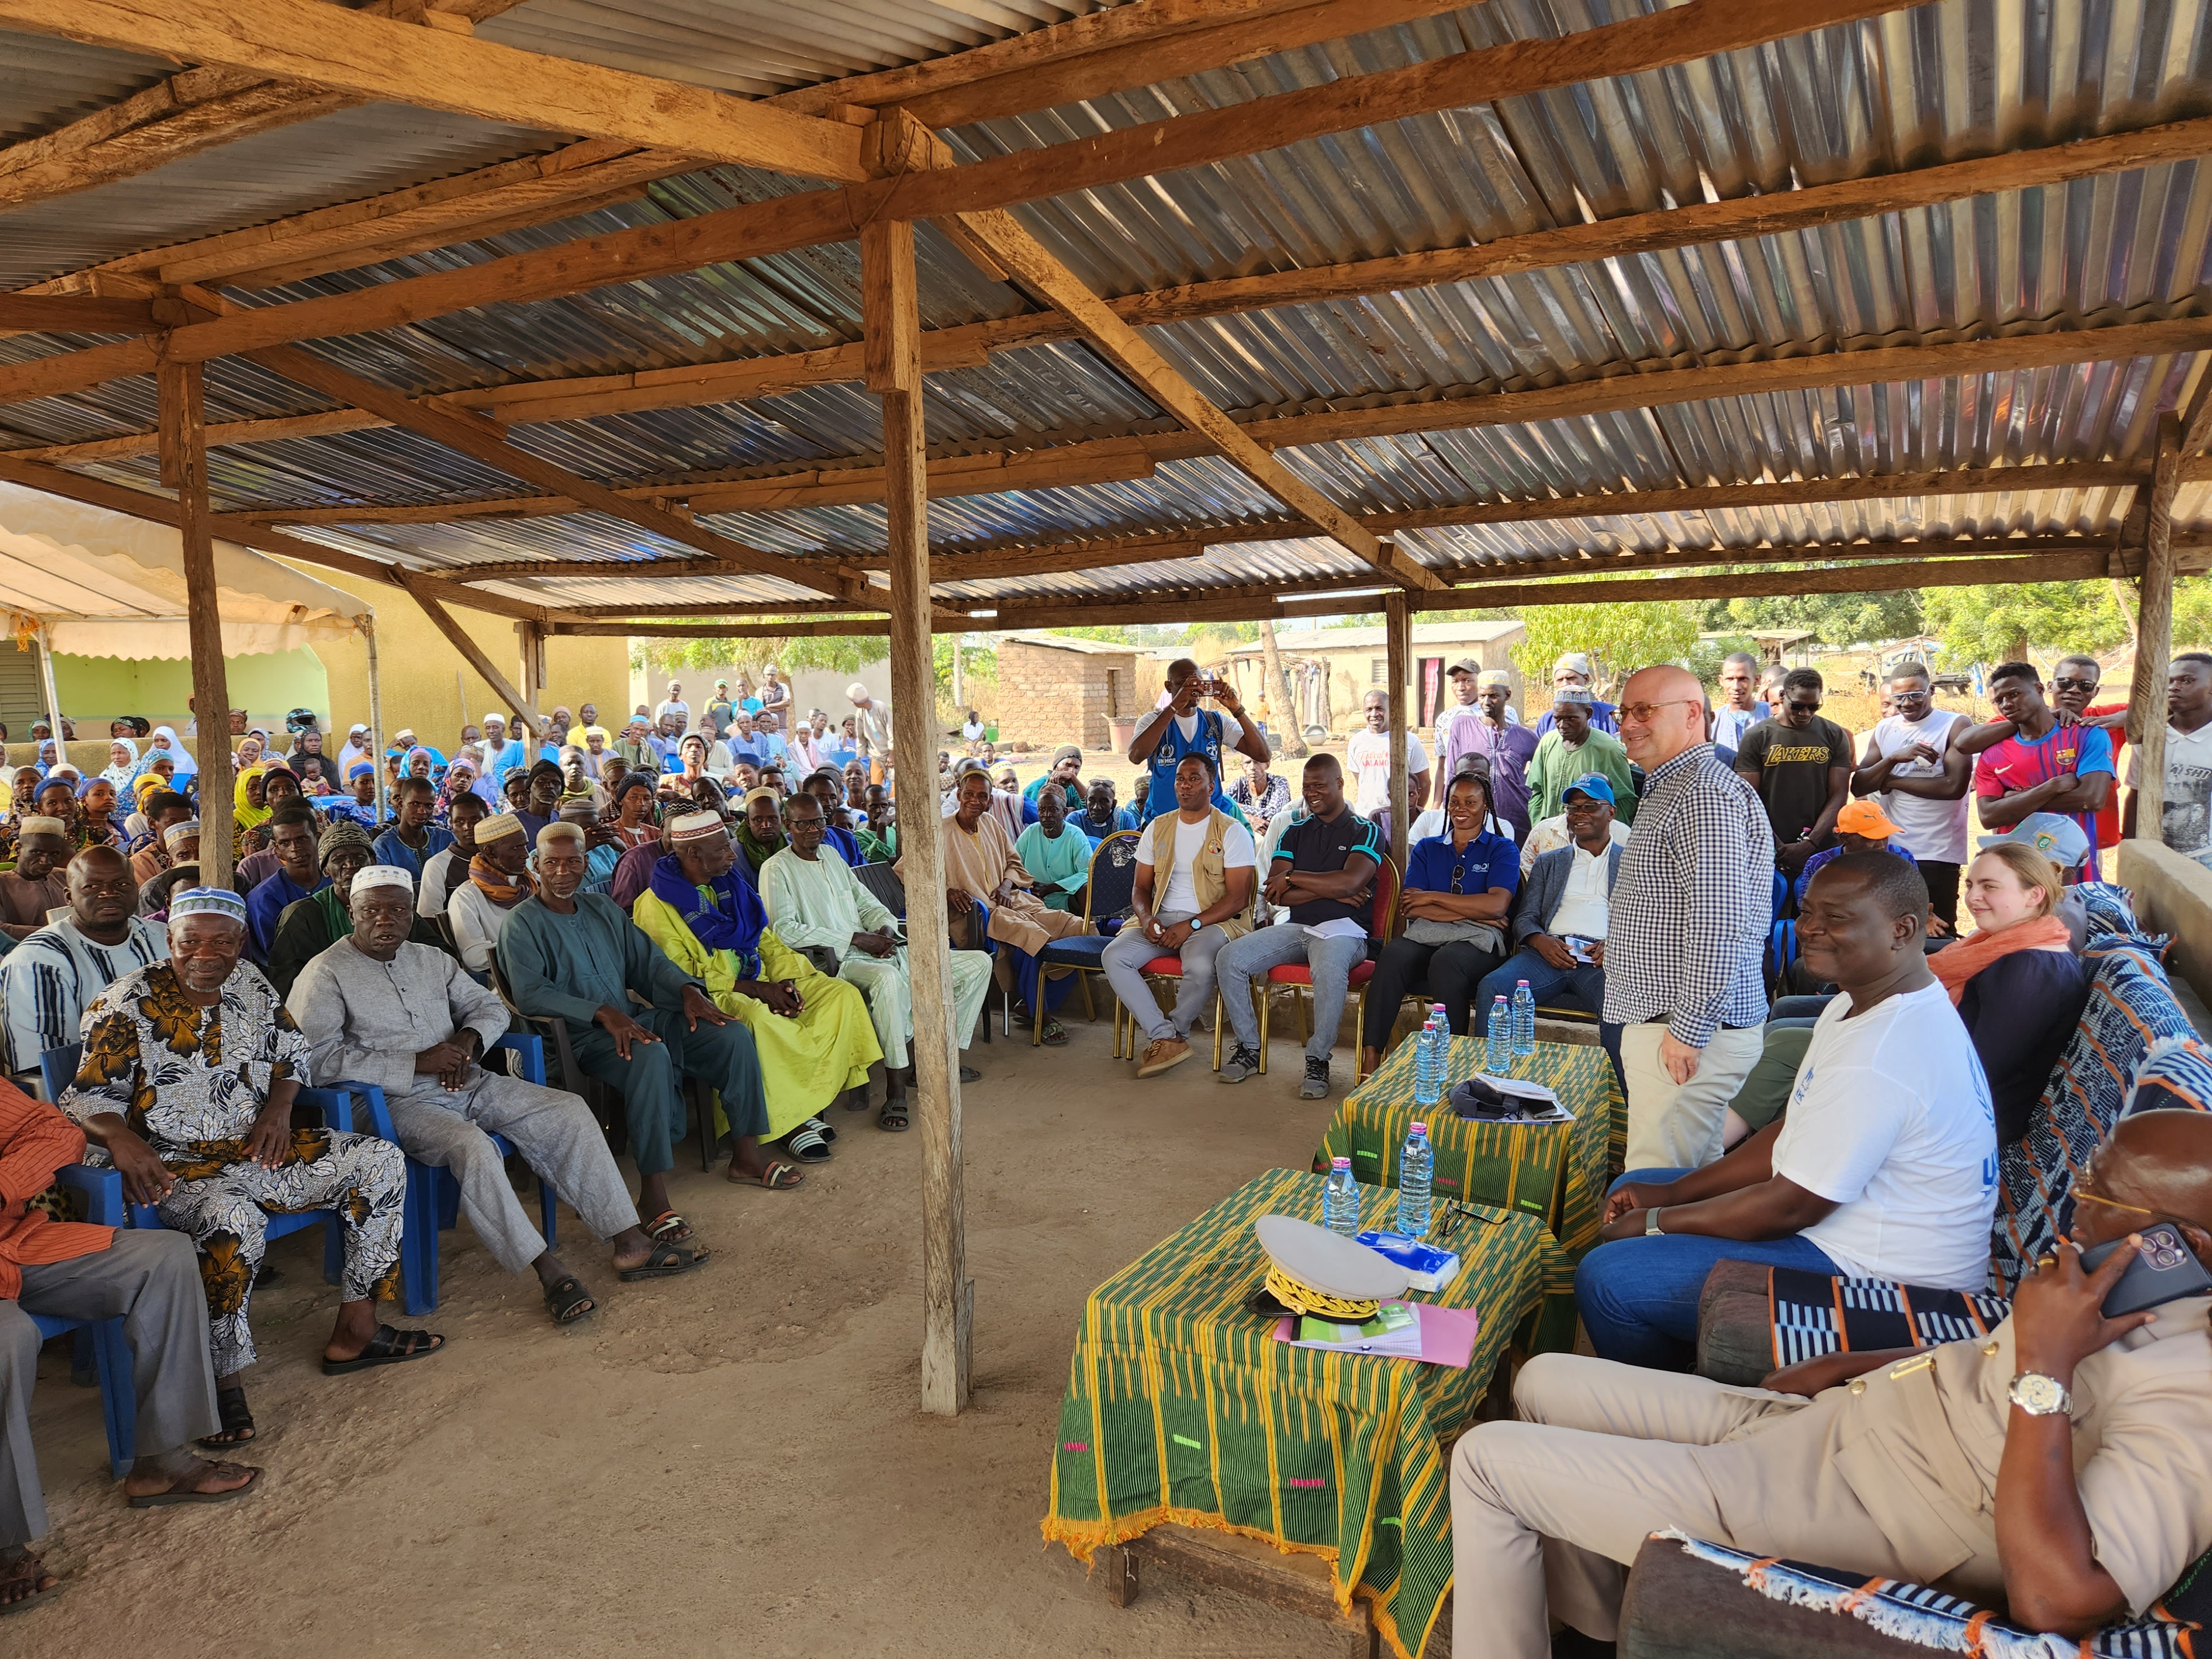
[[1620, 1021, 1764, 1171], [1451, 1353, 1953, 1657]]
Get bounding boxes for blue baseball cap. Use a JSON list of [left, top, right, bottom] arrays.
[[1563, 773, 1615, 805]]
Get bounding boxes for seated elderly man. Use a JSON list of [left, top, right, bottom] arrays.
[[0, 817, 71, 941], [1454, 1107, 2212, 1656], [3, 846, 169, 1076], [289, 868, 700, 1324], [2, 1085, 259, 1609], [499, 822, 800, 1234], [1102, 754, 1256, 1078], [759, 792, 990, 1131], [62, 888, 440, 1450], [447, 811, 534, 975], [911, 763, 1095, 1047], [267, 822, 436, 1001], [1576, 852, 1996, 1368], [632, 811, 880, 1161]]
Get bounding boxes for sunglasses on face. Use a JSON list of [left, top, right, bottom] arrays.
[[2053, 676, 2098, 693]]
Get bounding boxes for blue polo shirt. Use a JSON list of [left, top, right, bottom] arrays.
[[1405, 830, 1520, 904]]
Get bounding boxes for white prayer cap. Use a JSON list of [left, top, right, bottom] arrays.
[[477, 812, 524, 843], [537, 822, 585, 850], [668, 810, 725, 844], [18, 816, 66, 839], [163, 818, 201, 848], [353, 866, 415, 895]]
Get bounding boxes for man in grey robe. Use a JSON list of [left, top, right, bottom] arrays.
[[287, 867, 702, 1324]]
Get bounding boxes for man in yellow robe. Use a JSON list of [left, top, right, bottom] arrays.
[[630, 810, 880, 1160]]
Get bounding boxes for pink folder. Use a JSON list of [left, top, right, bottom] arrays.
[[1271, 1302, 1481, 1368]]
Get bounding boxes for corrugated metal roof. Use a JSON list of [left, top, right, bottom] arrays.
[[2, 0, 2210, 621]]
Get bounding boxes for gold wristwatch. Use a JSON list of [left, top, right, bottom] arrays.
[[2007, 1372, 2072, 1417]]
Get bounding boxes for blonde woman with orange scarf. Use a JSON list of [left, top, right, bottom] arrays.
[[1935, 842, 2088, 1142]]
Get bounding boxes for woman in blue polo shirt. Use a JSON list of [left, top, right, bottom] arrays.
[[1358, 770, 1520, 1074]]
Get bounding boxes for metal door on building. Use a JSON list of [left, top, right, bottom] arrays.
[[0, 641, 48, 739]]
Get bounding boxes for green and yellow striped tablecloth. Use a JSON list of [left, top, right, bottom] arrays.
[[1043, 1167, 1567, 1659], [1318, 1037, 1624, 1259]]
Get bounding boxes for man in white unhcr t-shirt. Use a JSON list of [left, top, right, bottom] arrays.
[[1852, 659, 1973, 934], [1577, 850, 1996, 1367], [1343, 688, 1431, 825]]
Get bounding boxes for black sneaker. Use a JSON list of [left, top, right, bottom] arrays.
[[1300, 1055, 1330, 1099], [1218, 1044, 1261, 1083]]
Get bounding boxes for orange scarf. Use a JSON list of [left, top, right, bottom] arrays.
[[1929, 914, 2073, 1006], [469, 850, 535, 908]]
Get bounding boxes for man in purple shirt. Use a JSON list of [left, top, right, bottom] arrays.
[[1443, 669, 1539, 842]]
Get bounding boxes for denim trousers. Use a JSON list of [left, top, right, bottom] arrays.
[[1572, 1166, 1839, 1370]]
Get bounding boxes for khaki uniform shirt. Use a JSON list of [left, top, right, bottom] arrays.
[[1751, 1295, 2212, 1613]]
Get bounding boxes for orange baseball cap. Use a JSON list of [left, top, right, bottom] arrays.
[[1835, 798, 1899, 838]]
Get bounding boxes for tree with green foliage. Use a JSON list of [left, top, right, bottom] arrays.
[[1918, 579, 2212, 667], [1695, 588, 1923, 650], [1509, 599, 1703, 696]]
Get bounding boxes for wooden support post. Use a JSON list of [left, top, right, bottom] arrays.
[[2132, 413, 2183, 836], [33, 627, 62, 755], [1385, 587, 1411, 878], [515, 619, 543, 724], [864, 206, 970, 1416], [158, 358, 235, 889], [398, 573, 538, 719], [364, 618, 389, 827]]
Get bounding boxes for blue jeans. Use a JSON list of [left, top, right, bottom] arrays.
[[1475, 946, 1625, 1092], [1573, 1166, 1840, 1370]]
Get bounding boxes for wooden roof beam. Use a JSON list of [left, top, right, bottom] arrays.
[[3, 0, 1917, 377], [0, 0, 870, 183]]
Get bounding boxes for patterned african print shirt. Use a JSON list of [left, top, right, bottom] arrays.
[[60, 959, 310, 1167]]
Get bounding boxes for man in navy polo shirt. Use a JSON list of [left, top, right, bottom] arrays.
[[1214, 754, 1385, 1101]]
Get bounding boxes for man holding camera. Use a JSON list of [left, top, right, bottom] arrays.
[[1126, 658, 1274, 826]]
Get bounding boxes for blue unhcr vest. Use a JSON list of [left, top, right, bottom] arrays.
[[1144, 709, 1227, 817]]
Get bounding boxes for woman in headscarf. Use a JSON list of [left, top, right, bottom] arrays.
[[731, 786, 786, 881], [438, 754, 482, 822], [101, 737, 143, 789], [233, 731, 266, 775], [606, 772, 660, 850], [33, 738, 59, 778], [76, 775, 127, 847], [147, 724, 196, 783], [403, 745, 437, 787], [334, 723, 373, 780], [232, 764, 273, 855]]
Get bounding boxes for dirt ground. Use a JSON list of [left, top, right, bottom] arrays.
[[22, 1010, 1379, 1659]]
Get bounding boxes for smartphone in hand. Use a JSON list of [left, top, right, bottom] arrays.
[[2079, 1222, 2212, 1317]]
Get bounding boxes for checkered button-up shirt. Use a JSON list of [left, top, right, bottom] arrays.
[[1600, 743, 1773, 1045]]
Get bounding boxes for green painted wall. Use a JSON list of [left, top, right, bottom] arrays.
[[53, 647, 331, 733]]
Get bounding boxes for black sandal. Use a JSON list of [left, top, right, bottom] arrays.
[[199, 1385, 256, 1447], [321, 1324, 444, 1375], [618, 1241, 708, 1281], [879, 1094, 911, 1132], [544, 1275, 595, 1325]]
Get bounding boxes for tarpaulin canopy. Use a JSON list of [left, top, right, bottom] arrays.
[[0, 481, 371, 659]]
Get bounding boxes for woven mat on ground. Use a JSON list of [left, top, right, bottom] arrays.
[[1043, 1167, 1567, 1659], [1319, 1037, 1621, 1261]]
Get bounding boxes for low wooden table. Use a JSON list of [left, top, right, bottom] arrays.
[[1318, 1036, 1625, 1260], [1044, 1167, 1566, 1659]]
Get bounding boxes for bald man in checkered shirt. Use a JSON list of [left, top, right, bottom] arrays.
[[1604, 666, 1775, 1172]]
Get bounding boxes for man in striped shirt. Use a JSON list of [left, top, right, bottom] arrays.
[[2, 847, 168, 1079], [1605, 667, 1775, 1172]]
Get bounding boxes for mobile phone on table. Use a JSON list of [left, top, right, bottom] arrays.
[[2078, 1222, 2212, 1317]]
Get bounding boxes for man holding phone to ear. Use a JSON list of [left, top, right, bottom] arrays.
[[1449, 1107, 2212, 1657], [1127, 658, 1272, 826]]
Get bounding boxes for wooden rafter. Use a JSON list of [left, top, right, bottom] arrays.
[[0, 0, 871, 183], [2, 0, 1918, 381]]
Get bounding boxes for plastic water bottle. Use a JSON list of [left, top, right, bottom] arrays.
[[1428, 1002, 1449, 1082], [1323, 1156, 1361, 1237], [1397, 1122, 1434, 1238], [1511, 979, 1537, 1064], [1412, 1011, 1442, 1107], [1485, 995, 1511, 1074]]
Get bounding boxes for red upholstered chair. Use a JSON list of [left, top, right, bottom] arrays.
[[1255, 853, 1400, 1076], [1110, 875, 1267, 1071]]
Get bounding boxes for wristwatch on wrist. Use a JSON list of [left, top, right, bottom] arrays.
[[2007, 1371, 2073, 1417], [1644, 1206, 1665, 1237]]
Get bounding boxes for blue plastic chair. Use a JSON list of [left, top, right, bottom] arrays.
[[1030, 830, 1140, 1043], [324, 1035, 559, 1316], [1766, 869, 1797, 989], [31, 1164, 135, 1480], [44, 1044, 351, 1289]]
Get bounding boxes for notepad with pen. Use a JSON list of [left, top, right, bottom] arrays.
[[1271, 1300, 1481, 1366]]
